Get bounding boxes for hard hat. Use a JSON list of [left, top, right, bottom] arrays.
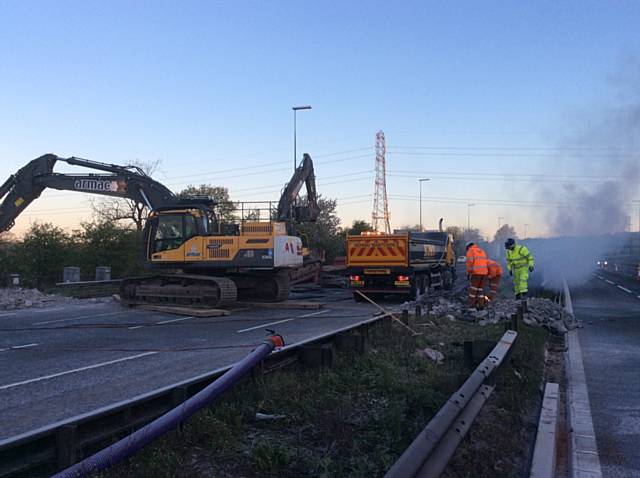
[[504, 238, 516, 249], [465, 242, 475, 250]]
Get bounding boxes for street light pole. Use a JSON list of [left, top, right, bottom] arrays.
[[419, 178, 430, 231], [524, 223, 529, 239], [292, 105, 312, 171], [467, 203, 475, 232], [498, 216, 504, 230], [633, 200, 640, 233]]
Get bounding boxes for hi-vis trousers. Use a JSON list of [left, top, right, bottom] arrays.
[[468, 274, 488, 307]]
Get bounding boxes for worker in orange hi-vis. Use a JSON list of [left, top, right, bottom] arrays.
[[465, 242, 489, 309], [486, 259, 503, 303]]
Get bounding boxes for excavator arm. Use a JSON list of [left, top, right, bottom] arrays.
[[0, 154, 180, 232], [276, 153, 320, 226]]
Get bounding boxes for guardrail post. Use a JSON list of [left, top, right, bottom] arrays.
[[171, 385, 189, 407], [401, 309, 409, 326], [299, 343, 334, 368], [56, 424, 77, 469], [463, 341, 473, 368], [335, 332, 366, 355]]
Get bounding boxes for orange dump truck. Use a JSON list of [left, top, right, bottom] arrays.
[[346, 231, 456, 300]]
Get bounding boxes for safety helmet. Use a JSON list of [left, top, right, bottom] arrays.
[[504, 238, 516, 249], [465, 242, 475, 250]]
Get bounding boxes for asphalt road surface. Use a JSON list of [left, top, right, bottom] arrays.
[[0, 286, 378, 440], [573, 269, 640, 477]]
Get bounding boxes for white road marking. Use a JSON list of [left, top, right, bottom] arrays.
[[597, 275, 605, 280], [129, 316, 195, 330], [605, 280, 615, 285], [30, 307, 68, 314], [0, 343, 38, 352], [0, 312, 17, 318], [617, 285, 632, 294], [237, 309, 329, 333], [0, 352, 157, 391], [35, 311, 123, 325], [157, 316, 195, 325]]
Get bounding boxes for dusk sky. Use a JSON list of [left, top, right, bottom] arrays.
[[1, 1, 639, 238]]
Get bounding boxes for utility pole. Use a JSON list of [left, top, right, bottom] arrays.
[[467, 203, 475, 233], [633, 200, 640, 233], [292, 105, 312, 171], [524, 223, 529, 239], [419, 178, 430, 231], [498, 216, 504, 230]]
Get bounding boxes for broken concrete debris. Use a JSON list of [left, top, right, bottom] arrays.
[[0, 287, 111, 310], [400, 293, 579, 333], [416, 347, 445, 363], [0, 288, 69, 310]]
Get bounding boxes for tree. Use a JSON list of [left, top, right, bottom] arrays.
[[397, 224, 422, 232], [493, 224, 518, 244], [75, 221, 145, 279], [90, 158, 162, 231], [462, 228, 484, 247], [178, 184, 236, 222], [294, 196, 343, 262], [345, 219, 373, 235], [12, 222, 74, 287]]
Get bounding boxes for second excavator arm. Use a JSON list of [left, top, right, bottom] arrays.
[[276, 153, 320, 227], [0, 154, 180, 232]]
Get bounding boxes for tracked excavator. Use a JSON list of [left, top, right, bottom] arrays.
[[0, 153, 321, 307]]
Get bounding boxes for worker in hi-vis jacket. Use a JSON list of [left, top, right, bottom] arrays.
[[505, 238, 534, 299]]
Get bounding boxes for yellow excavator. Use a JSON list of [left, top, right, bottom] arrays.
[[0, 153, 321, 306]]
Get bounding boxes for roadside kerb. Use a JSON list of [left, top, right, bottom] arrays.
[[563, 280, 602, 478], [530, 382, 560, 478], [0, 311, 392, 478]]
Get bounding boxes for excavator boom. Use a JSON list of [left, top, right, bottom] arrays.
[[276, 153, 320, 226], [0, 154, 179, 232]]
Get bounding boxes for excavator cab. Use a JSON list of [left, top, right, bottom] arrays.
[[144, 207, 210, 259]]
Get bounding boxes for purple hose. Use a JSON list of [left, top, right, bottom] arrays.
[[53, 336, 281, 478]]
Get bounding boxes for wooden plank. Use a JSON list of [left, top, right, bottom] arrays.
[[134, 305, 230, 317], [235, 300, 324, 310]]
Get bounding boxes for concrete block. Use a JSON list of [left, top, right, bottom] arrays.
[[63, 267, 80, 283]]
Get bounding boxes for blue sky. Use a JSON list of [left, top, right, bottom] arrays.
[[1, 1, 639, 237]]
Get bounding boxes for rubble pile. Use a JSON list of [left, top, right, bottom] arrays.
[[0, 288, 76, 310], [403, 294, 580, 333]]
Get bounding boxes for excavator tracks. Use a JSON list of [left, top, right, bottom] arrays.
[[119, 270, 299, 308], [120, 274, 238, 308]]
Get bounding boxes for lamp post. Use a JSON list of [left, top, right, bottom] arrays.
[[498, 216, 504, 230], [292, 105, 312, 170], [419, 178, 430, 231], [524, 223, 529, 239], [633, 200, 640, 233], [467, 203, 475, 233]]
